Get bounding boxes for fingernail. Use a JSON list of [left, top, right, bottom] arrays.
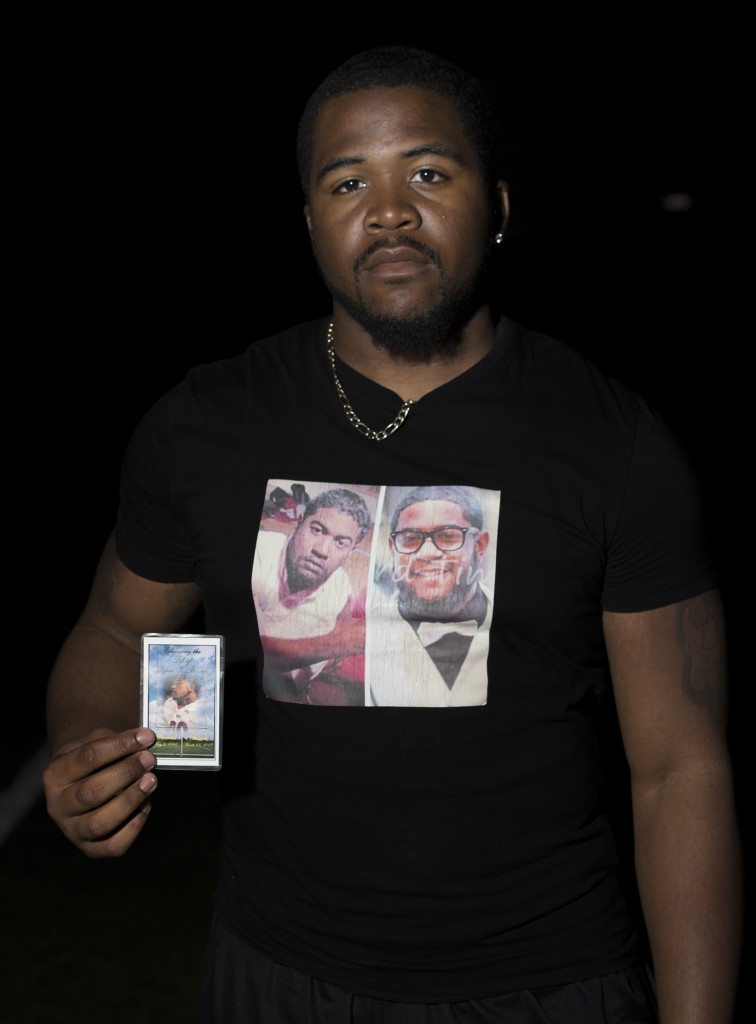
[[135, 729, 154, 746], [139, 773, 157, 795], [138, 751, 156, 771]]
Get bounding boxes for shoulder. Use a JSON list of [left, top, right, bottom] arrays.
[[129, 318, 329, 439], [183, 317, 328, 392], [494, 318, 657, 468], [504, 318, 642, 413], [255, 529, 287, 557]]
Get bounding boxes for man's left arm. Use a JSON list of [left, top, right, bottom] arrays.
[[603, 588, 742, 1024]]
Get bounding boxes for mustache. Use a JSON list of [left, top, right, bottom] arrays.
[[354, 236, 441, 273]]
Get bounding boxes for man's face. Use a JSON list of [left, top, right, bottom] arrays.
[[304, 85, 504, 357], [171, 678, 195, 703], [287, 506, 360, 592], [390, 499, 489, 621]]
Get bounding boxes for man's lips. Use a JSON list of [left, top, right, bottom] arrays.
[[364, 247, 430, 275], [409, 564, 453, 579], [298, 557, 326, 576]]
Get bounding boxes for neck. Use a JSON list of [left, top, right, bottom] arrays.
[[329, 306, 498, 402]]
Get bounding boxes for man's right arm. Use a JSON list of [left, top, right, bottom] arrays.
[[260, 596, 366, 671], [43, 531, 202, 858]]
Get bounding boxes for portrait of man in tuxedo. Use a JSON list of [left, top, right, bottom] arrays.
[[367, 484, 497, 707]]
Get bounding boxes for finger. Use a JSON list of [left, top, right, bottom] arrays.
[[85, 797, 154, 858], [45, 728, 156, 787], [48, 746, 158, 823], [61, 770, 159, 859]]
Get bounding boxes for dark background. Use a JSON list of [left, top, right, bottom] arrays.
[[7, 24, 746, 1022]]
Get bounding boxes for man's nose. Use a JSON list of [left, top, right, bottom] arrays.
[[310, 539, 332, 559], [363, 180, 421, 234], [413, 535, 442, 556]]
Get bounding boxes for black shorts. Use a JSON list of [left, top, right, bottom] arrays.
[[197, 915, 659, 1023]]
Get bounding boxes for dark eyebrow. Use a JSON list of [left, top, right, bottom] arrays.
[[402, 143, 467, 165], [309, 518, 356, 544], [314, 143, 468, 186], [315, 156, 365, 186]]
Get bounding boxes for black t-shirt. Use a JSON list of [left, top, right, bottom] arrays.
[[116, 316, 716, 1000]]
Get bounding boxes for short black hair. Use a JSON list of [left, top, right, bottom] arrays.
[[301, 487, 372, 544], [296, 45, 503, 201], [390, 484, 484, 534], [166, 674, 200, 695]]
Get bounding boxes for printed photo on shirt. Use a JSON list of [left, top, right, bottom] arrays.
[[252, 481, 499, 709], [252, 480, 378, 705], [366, 484, 500, 707]]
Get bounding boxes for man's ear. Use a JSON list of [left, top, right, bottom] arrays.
[[304, 205, 312, 236], [496, 180, 510, 237], [475, 531, 490, 558]]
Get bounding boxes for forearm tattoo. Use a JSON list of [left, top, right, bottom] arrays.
[[676, 592, 726, 717]]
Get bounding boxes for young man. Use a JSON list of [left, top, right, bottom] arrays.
[[367, 484, 495, 707], [253, 485, 372, 703], [43, 46, 742, 1023], [162, 674, 200, 728]]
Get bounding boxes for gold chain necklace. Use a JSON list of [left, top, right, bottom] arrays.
[[326, 321, 415, 441]]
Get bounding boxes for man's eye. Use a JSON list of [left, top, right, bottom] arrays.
[[435, 531, 459, 544], [411, 168, 445, 184], [334, 178, 366, 193]]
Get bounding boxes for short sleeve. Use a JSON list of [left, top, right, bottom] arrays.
[[601, 400, 717, 612], [115, 386, 197, 583]]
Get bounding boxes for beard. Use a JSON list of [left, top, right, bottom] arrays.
[[395, 554, 482, 622], [312, 234, 494, 361]]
